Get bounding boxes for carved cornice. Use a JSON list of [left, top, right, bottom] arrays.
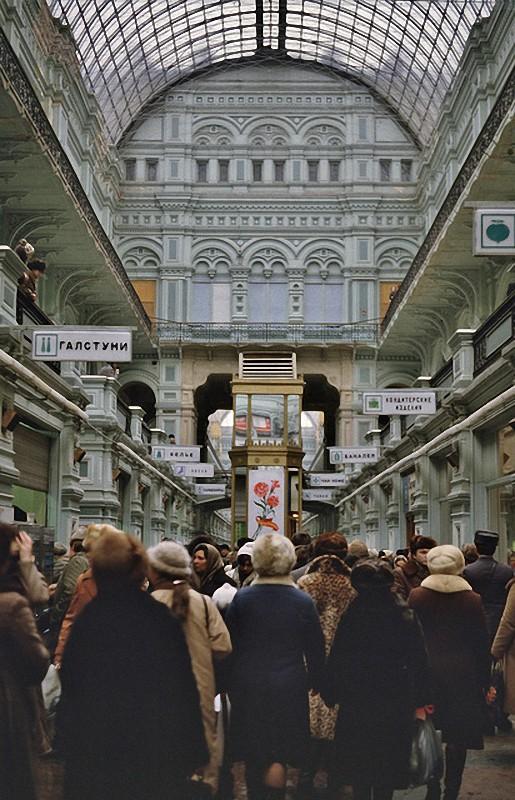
[[0, 29, 151, 337]]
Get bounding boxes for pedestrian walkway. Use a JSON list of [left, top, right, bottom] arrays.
[[36, 729, 515, 799]]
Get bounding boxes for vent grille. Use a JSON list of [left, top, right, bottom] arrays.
[[239, 352, 296, 380]]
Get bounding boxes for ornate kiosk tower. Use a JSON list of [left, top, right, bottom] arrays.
[[229, 354, 304, 543]]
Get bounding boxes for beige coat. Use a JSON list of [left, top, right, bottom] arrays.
[[152, 586, 231, 793], [492, 579, 515, 713]]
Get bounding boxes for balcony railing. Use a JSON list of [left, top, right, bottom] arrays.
[[157, 321, 379, 345], [16, 291, 60, 374], [474, 292, 514, 375]]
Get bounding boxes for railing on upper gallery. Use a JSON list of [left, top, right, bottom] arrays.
[[16, 290, 60, 375], [156, 320, 379, 345]]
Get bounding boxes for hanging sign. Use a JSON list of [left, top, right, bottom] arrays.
[[173, 463, 214, 478], [32, 327, 132, 361], [303, 489, 335, 503], [329, 447, 379, 464], [195, 484, 226, 496], [474, 209, 515, 254], [151, 446, 201, 462], [248, 468, 285, 539], [363, 391, 436, 415], [309, 472, 348, 487]]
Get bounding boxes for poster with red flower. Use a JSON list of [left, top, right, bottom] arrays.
[[248, 468, 285, 539]]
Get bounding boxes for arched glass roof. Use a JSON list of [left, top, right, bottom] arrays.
[[48, 1, 495, 146]]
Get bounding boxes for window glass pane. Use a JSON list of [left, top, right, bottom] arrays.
[[234, 395, 248, 446], [250, 395, 284, 445], [307, 160, 319, 182], [401, 159, 413, 181], [358, 118, 368, 140], [236, 159, 245, 180], [197, 160, 208, 182], [169, 159, 179, 178], [358, 160, 368, 179], [168, 239, 178, 260], [219, 160, 229, 182], [124, 159, 136, 181], [379, 159, 392, 181], [292, 160, 301, 182], [329, 160, 340, 181], [358, 240, 369, 261], [146, 159, 158, 181], [274, 161, 285, 182], [170, 116, 179, 138], [252, 160, 263, 182]]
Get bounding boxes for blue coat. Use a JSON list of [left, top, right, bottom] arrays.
[[226, 582, 325, 765]]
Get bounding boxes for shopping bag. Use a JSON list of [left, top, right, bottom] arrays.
[[41, 663, 61, 716], [409, 717, 444, 786]]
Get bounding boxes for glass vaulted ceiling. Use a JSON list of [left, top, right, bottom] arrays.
[[48, 1, 495, 146]]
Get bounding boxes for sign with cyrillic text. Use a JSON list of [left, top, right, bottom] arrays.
[[173, 463, 214, 478], [474, 209, 515, 254], [309, 473, 348, 487], [195, 484, 226, 496], [151, 446, 201, 462], [329, 447, 379, 464], [32, 327, 132, 361], [303, 489, 335, 503], [363, 391, 436, 415]]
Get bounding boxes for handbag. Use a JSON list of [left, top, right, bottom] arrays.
[[41, 663, 61, 716], [409, 717, 444, 786]]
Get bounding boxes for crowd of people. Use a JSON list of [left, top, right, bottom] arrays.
[[0, 521, 514, 800]]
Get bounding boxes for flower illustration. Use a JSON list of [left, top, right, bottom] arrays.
[[252, 477, 282, 538]]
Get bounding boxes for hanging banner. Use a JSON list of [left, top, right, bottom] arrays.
[[309, 472, 348, 487], [195, 484, 226, 496], [173, 463, 214, 478], [248, 468, 285, 539], [363, 391, 436, 415], [32, 327, 132, 362], [329, 447, 379, 464], [303, 488, 335, 503], [151, 446, 201, 462]]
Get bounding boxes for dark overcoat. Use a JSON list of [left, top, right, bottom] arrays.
[[409, 580, 490, 748], [323, 593, 430, 788], [0, 592, 49, 800], [463, 556, 513, 642], [58, 587, 208, 800], [226, 582, 325, 765]]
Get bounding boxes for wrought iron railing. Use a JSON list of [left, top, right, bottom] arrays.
[[474, 291, 514, 375], [157, 321, 378, 345]]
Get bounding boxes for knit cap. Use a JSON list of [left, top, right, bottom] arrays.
[[147, 541, 192, 579], [427, 544, 464, 576]]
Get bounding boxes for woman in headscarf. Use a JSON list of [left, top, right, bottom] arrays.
[[148, 540, 232, 796], [58, 531, 207, 800], [226, 533, 325, 800], [324, 559, 430, 800], [410, 545, 491, 800], [0, 522, 49, 800], [193, 542, 236, 597]]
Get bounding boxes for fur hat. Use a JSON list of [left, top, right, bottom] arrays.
[[348, 539, 369, 558], [28, 258, 46, 273], [410, 535, 437, 554], [252, 533, 295, 577], [351, 558, 394, 593], [427, 545, 464, 576], [147, 541, 192, 579]]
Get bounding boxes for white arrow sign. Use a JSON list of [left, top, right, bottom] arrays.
[[151, 446, 201, 462], [363, 391, 436, 415], [303, 489, 335, 503], [309, 473, 348, 487], [329, 447, 379, 464], [32, 327, 132, 362], [173, 463, 214, 478]]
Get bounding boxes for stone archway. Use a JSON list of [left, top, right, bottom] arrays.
[[118, 381, 157, 426]]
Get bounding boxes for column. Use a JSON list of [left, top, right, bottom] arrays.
[[58, 417, 84, 541], [287, 267, 304, 323], [231, 269, 249, 322], [129, 406, 145, 443]]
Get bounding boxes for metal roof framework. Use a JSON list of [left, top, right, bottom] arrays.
[[48, 1, 495, 146]]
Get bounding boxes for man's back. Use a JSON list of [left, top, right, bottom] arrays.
[[464, 555, 513, 640]]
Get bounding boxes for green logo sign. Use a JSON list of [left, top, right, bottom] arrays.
[[486, 222, 510, 243]]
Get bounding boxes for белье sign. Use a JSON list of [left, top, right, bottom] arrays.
[[151, 446, 201, 462], [363, 391, 436, 415], [32, 327, 132, 361]]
